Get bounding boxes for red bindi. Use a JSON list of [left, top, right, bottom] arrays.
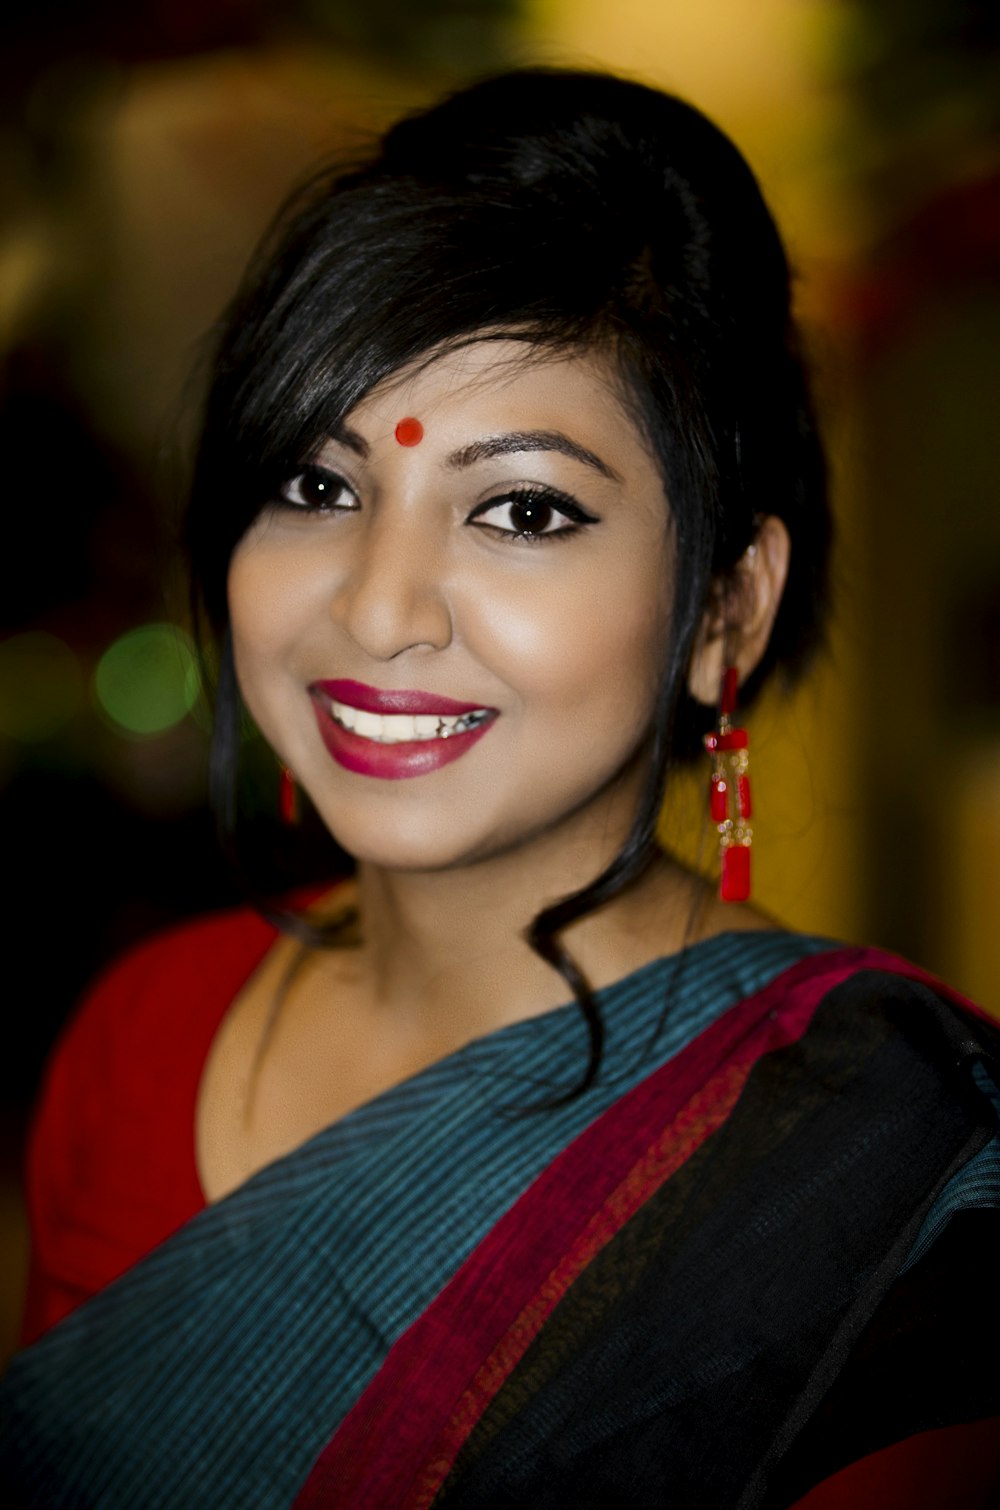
[[394, 416, 424, 447]]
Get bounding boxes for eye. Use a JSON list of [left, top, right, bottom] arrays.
[[468, 487, 598, 542], [275, 465, 357, 513]]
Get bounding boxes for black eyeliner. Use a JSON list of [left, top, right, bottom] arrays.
[[467, 484, 601, 529], [272, 462, 355, 513]]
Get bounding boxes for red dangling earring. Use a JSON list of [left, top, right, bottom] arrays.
[[703, 666, 752, 902], [279, 764, 300, 825]]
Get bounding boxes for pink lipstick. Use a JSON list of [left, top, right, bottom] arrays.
[[312, 680, 488, 716], [309, 680, 498, 780]]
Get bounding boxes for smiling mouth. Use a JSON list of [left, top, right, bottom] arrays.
[[324, 697, 494, 745]]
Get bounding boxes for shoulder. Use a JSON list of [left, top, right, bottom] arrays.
[[783, 947, 1000, 1235], [88, 902, 275, 1020], [34, 901, 283, 1154], [22, 904, 282, 1334], [35, 905, 278, 1109], [51, 883, 350, 1079], [737, 942, 1000, 1171], [77, 902, 281, 1014], [761, 940, 998, 1045]]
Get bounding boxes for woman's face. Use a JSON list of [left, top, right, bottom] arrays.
[[228, 339, 674, 874]]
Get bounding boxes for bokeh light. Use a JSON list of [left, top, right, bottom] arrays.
[[94, 624, 201, 736], [0, 632, 84, 741]]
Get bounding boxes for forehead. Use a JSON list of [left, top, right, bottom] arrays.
[[345, 339, 655, 469]]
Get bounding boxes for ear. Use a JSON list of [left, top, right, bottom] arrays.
[[687, 515, 791, 707]]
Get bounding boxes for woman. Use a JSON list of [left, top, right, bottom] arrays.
[[3, 68, 999, 1508]]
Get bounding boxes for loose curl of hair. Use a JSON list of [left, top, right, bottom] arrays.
[[186, 67, 832, 1096]]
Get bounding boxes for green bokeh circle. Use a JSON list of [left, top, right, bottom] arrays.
[[94, 624, 200, 736]]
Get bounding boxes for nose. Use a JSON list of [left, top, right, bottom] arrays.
[[328, 509, 453, 660]]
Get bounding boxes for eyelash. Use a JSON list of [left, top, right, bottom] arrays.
[[274, 466, 358, 513], [467, 487, 598, 544], [273, 468, 599, 544]]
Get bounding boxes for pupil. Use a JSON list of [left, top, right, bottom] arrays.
[[511, 497, 552, 534], [302, 470, 331, 505]]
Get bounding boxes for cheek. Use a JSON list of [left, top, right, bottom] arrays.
[[228, 537, 324, 655], [226, 541, 316, 720], [465, 550, 670, 727]]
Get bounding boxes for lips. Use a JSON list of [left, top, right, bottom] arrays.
[[309, 680, 498, 780], [313, 680, 487, 717]]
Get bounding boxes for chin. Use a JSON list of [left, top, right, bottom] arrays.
[[315, 802, 491, 875], [314, 783, 627, 881]]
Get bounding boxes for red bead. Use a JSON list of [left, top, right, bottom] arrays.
[[710, 777, 729, 823], [720, 842, 751, 902], [737, 774, 752, 819], [394, 416, 424, 446], [713, 726, 748, 751]]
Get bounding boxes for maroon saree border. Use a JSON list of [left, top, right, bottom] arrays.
[[294, 947, 982, 1508]]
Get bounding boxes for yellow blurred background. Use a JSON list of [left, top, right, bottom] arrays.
[[1, 0, 999, 1358]]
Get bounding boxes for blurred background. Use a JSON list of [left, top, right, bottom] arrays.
[[1, 0, 998, 1358]]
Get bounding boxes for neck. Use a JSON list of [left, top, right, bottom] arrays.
[[347, 827, 706, 1043]]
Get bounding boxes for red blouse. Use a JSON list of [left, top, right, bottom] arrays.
[[21, 905, 279, 1345]]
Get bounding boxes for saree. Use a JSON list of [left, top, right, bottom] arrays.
[[2, 932, 999, 1507]]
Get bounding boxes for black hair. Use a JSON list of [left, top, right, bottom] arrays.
[[186, 67, 831, 1093]]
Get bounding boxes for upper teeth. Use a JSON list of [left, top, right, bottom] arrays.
[[329, 699, 490, 743]]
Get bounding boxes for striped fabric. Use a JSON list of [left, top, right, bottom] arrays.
[[1, 934, 996, 1508], [297, 962, 1000, 1508], [900, 1059, 1000, 1272]]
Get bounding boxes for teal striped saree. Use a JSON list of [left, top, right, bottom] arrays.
[[2, 934, 998, 1506]]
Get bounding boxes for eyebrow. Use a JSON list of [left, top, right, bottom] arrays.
[[331, 424, 370, 458], [326, 424, 621, 483], [446, 430, 622, 482]]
